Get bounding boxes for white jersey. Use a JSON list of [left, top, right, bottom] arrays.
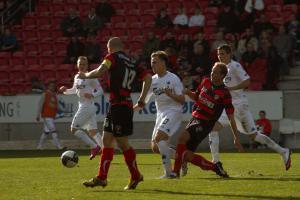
[[147, 71, 183, 114], [224, 60, 250, 105], [64, 74, 103, 107]]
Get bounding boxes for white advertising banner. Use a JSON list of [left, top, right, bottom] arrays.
[[0, 91, 283, 123]]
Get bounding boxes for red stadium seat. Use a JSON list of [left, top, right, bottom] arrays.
[[0, 70, 10, 84], [204, 7, 219, 15], [10, 67, 26, 83], [283, 4, 298, 13], [22, 30, 38, 42], [22, 17, 36, 30], [25, 56, 40, 65], [39, 56, 54, 65], [38, 30, 52, 42], [266, 5, 282, 12], [0, 83, 10, 95], [26, 65, 42, 80], [37, 17, 52, 30], [39, 42, 54, 56], [123, 2, 137, 10]]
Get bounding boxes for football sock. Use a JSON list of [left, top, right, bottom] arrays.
[[98, 148, 114, 179], [74, 130, 97, 148], [92, 132, 103, 148], [190, 154, 215, 171], [209, 131, 220, 163], [51, 132, 62, 149], [123, 147, 140, 180], [37, 132, 48, 149], [254, 133, 285, 154], [157, 140, 172, 176], [173, 144, 186, 175]]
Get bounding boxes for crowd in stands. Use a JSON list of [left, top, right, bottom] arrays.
[[1, 0, 300, 95]]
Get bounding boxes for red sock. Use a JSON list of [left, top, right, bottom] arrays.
[[97, 148, 114, 180], [191, 154, 215, 171], [173, 144, 186, 175], [123, 147, 140, 180]]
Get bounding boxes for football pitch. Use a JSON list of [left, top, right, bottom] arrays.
[[0, 150, 299, 200]]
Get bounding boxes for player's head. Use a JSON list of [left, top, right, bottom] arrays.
[[151, 51, 168, 76], [217, 44, 232, 64], [107, 37, 123, 54], [259, 110, 266, 119], [211, 62, 228, 85], [47, 80, 56, 92], [77, 56, 89, 72]]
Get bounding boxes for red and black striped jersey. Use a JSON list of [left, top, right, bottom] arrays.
[[192, 77, 234, 121], [102, 51, 149, 107]]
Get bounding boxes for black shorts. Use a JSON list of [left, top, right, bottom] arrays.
[[185, 117, 215, 152], [103, 104, 133, 137]]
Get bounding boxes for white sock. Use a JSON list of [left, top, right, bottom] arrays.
[[157, 140, 172, 176], [209, 131, 220, 163], [254, 133, 285, 154], [92, 132, 103, 148], [51, 132, 62, 149], [37, 132, 48, 149], [169, 147, 176, 160], [74, 130, 97, 148]]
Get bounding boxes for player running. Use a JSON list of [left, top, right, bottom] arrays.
[[59, 56, 103, 160], [80, 37, 152, 190], [172, 62, 244, 178], [134, 51, 185, 178], [208, 44, 291, 171]]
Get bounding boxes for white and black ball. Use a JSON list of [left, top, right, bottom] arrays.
[[61, 150, 79, 168]]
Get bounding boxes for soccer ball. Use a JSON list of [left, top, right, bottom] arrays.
[[61, 150, 79, 168]]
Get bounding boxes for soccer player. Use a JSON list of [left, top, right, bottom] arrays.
[[134, 51, 185, 178], [172, 62, 244, 178], [59, 56, 103, 160], [80, 37, 152, 190], [208, 44, 291, 170], [36, 80, 63, 150]]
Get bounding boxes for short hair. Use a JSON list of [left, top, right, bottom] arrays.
[[151, 51, 169, 65], [214, 62, 228, 77], [217, 44, 232, 54], [259, 110, 266, 115], [77, 56, 88, 61], [108, 37, 123, 49]]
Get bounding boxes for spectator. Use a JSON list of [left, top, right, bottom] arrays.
[[83, 8, 104, 37], [1, 28, 17, 52], [217, 4, 240, 33], [154, 8, 173, 29], [190, 41, 212, 89], [273, 25, 293, 75], [95, 0, 115, 23], [238, 27, 259, 56], [253, 14, 275, 37], [84, 34, 102, 64], [60, 8, 83, 37], [193, 31, 210, 55], [0, 0, 6, 11], [142, 31, 160, 61], [244, 0, 264, 14], [177, 34, 193, 56], [64, 37, 85, 64], [173, 7, 188, 29], [31, 77, 45, 94], [188, 6, 205, 28], [209, 0, 224, 7], [241, 40, 259, 69], [159, 31, 177, 51], [211, 31, 226, 51]]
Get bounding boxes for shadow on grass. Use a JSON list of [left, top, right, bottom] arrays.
[[91, 189, 298, 200]]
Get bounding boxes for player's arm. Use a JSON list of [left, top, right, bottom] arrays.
[[227, 78, 250, 91], [184, 88, 197, 101], [36, 93, 45, 121], [227, 114, 244, 152], [79, 63, 109, 79], [90, 79, 104, 97], [135, 74, 152, 109], [60, 77, 77, 95]]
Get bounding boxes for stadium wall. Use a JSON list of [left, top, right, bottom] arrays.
[[0, 92, 285, 150]]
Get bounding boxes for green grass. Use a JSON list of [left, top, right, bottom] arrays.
[[0, 150, 299, 200]]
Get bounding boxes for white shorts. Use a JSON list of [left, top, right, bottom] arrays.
[[218, 103, 257, 135], [152, 110, 182, 141], [43, 118, 56, 133], [71, 104, 98, 131]]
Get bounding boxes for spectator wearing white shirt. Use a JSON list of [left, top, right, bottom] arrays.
[[173, 7, 188, 29], [188, 7, 205, 28]]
